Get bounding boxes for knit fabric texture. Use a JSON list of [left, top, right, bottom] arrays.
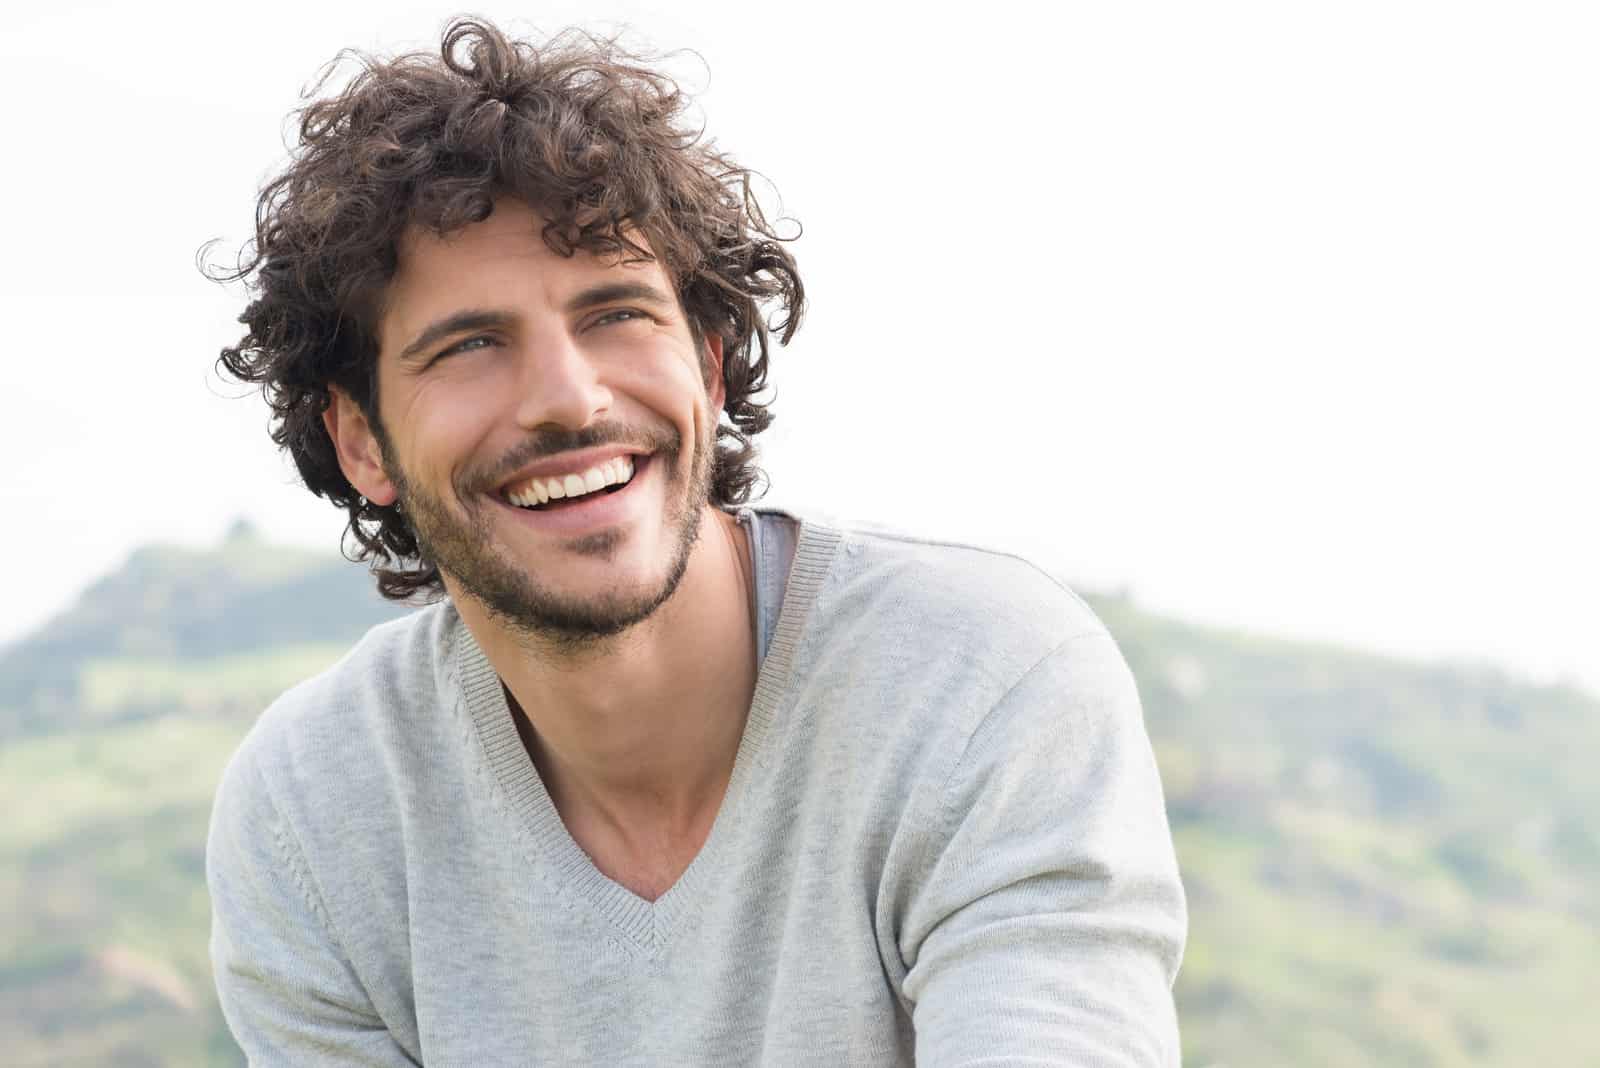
[[207, 510, 1187, 1066]]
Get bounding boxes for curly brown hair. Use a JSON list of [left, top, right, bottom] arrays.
[[211, 17, 804, 601]]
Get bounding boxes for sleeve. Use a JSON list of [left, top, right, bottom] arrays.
[[206, 746, 422, 1067], [899, 632, 1187, 1067]]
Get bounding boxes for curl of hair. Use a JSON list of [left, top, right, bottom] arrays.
[[209, 18, 804, 601]]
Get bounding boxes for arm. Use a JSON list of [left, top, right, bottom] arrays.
[[900, 633, 1187, 1067], [207, 748, 422, 1067]]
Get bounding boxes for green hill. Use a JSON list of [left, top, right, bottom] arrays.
[[0, 528, 1594, 1066], [0, 520, 409, 740], [1092, 596, 1600, 1065]]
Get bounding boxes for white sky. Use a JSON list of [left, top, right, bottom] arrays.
[[2, 1, 1596, 696]]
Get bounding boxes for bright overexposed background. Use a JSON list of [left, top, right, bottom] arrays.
[[2, 1, 1595, 693]]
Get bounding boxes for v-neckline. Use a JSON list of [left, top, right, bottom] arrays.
[[452, 516, 842, 957]]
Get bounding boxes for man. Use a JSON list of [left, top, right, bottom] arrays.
[[207, 17, 1186, 1066]]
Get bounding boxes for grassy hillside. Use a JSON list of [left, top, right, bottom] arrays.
[[0, 520, 407, 740], [0, 530, 1594, 1065], [1, 716, 260, 1066], [1094, 595, 1600, 1066]]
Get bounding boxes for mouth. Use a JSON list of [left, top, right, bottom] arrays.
[[499, 454, 649, 511]]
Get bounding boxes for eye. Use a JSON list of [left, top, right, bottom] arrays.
[[434, 335, 497, 362], [592, 308, 649, 328]]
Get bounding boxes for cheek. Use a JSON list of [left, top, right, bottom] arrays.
[[387, 379, 501, 485], [621, 357, 709, 423]]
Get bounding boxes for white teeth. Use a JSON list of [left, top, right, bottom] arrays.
[[506, 455, 640, 508]]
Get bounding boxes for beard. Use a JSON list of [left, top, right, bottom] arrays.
[[378, 418, 714, 647]]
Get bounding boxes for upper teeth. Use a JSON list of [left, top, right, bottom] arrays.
[[506, 456, 636, 507]]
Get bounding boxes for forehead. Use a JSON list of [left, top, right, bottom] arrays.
[[378, 198, 671, 345]]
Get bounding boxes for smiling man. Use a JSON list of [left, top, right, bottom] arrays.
[[207, 18, 1186, 1067]]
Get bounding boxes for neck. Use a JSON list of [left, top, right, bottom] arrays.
[[454, 507, 758, 837]]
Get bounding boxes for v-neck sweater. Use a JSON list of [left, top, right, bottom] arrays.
[[208, 510, 1186, 1066]]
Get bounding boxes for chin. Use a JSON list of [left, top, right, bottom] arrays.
[[484, 535, 700, 643], [440, 493, 707, 644]]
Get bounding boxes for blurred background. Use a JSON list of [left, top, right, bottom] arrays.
[[1, 1, 1595, 1064]]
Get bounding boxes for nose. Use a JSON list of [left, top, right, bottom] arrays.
[[512, 329, 613, 431]]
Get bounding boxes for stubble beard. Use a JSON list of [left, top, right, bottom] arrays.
[[381, 423, 715, 649]]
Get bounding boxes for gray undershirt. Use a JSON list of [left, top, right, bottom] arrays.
[[735, 506, 799, 664]]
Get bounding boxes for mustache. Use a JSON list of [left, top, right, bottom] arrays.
[[465, 420, 682, 492]]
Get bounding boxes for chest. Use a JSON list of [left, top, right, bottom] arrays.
[[400, 884, 914, 1066], [570, 822, 711, 902], [345, 726, 925, 1065], [533, 779, 720, 901]]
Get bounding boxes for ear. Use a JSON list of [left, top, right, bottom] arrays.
[[322, 386, 399, 506], [703, 332, 726, 412]]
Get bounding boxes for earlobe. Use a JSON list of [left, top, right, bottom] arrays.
[[322, 387, 399, 506]]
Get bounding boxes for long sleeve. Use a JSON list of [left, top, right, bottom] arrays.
[[206, 745, 422, 1067], [899, 632, 1187, 1067]]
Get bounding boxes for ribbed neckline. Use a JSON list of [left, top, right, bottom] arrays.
[[452, 516, 842, 956]]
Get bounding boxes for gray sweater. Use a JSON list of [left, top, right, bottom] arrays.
[[208, 512, 1186, 1066]]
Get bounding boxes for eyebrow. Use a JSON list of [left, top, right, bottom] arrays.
[[393, 283, 676, 365], [563, 281, 676, 315]]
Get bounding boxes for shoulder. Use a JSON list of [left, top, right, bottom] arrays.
[[774, 511, 1129, 784], [800, 511, 1111, 665], [212, 600, 459, 830]]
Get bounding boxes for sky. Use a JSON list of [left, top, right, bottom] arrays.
[[2, 1, 1596, 695]]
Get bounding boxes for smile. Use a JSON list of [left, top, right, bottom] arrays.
[[503, 455, 637, 511]]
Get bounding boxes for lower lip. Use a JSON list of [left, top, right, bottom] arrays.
[[492, 454, 654, 535]]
